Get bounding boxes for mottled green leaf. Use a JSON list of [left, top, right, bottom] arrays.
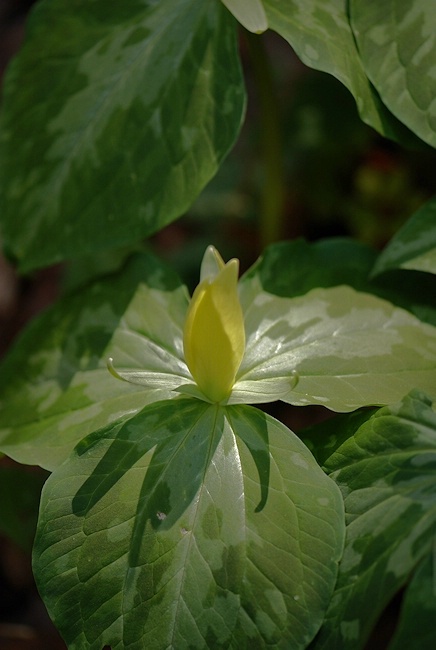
[[221, 0, 267, 33], [350, 0, 436, 147], [262, 0, 419, 143], [388, 550, 436, 650], [228, 405, 344, 647], [33, 399, 344, 649], [310, 390, 436, 649], [244, 238, 377, 298], [0, 252, 188, 470], [373, 196, 436, 276], [298, 408, 376, 467], [108, 269, 436, 411], [235, 277, 436, 411], [247, 238, 436, 328], [0, 0, 245, 271], [3, 242, 436, 474]]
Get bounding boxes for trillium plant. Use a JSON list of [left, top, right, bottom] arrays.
[[1, 1, 436, 649], [108, 246, 300, 405]]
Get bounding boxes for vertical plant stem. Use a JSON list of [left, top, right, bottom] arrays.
[[245, 31, 286, 248]]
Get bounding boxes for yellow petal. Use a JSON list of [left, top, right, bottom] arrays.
[[200, 245, 225, 281], [183, 255, 245, 403]]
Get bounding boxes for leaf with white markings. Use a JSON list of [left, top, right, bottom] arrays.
[[0, 0, 245, 271], [373, 196, 436, 276], [236, 275, 436, 411], [221, 0, 267, 33], [388, 551, 436, 650], [309, 390, 436, 650], [33, 399, 344, 649], [350, 0, 436, 147], [2, 243, 436, 477], [262, 0, 419, 144], [0, 252, 188, 470]]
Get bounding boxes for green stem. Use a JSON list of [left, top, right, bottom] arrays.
[[245, 31, 286, 248]]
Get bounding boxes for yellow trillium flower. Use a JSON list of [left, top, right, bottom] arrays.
[[107, 244, 298, 405], [183, 247, 245, 403]]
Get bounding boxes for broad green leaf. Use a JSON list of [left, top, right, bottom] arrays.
[[0, 0, 245, 271], [372, 196, 436, 276], [310, 390, 436, 650], [400, 248, 436, 274], [299, 408, 376, 467], [262, 0, 420, 144], [350, 0, 436, 147], [33, 399, 344, 649], [252, 239, 436, 330], [229, 406, 344, 647], [388, 551, 436, 650], [221, 0, 267, 33], [0, 252, 188, 470], [3, 243, 436, 472], [235, 277, 436, 411], [105, 266, 436, 412], [243, 238, 377, 298]]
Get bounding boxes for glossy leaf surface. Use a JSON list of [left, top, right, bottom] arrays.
[[221, 0, 267, 33], [0, 252, 188, 470], [0, 0, 245, 271], [262, 0, 418, 143], [372, 196, 436, 276], [247, 238, 436, 328], [245, 238, 377, 298], [388, 551, 436, 650], [350, 0, 436, 147], [33, 399, 344, 649], [107, 253, 436, 411], [236, 276, 436, 411], [2, 243, 436, 475], [310, 390, 436, 649]]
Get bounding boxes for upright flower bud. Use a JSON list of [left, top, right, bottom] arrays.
[[183, 247, 245, 403]]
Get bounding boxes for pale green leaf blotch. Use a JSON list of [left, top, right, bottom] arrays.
[[221, 0, 268, 33]]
